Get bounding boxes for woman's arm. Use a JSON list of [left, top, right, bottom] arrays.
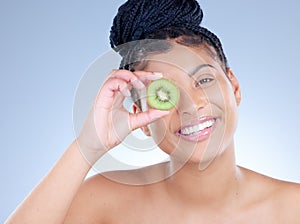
[[5, 141, 96, 223], [5, 70, 167, 223]]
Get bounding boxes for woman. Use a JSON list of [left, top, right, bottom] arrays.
[[6, 0, 300, 223]]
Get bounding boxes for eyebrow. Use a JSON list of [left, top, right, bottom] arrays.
[[189, 64, 216, 76]]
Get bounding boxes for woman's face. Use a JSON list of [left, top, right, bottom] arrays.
[[140, 43, 241, 169]]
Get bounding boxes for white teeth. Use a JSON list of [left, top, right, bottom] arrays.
[[180, 119, 215, 135], [191, 126, 198, 133]]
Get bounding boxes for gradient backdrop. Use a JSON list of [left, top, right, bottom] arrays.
[[1, 0, 300, 221]]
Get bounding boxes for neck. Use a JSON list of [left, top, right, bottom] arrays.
[[166, 142, 243, 207]]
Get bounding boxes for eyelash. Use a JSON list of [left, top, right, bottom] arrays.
[[195, 77, 214, 87]]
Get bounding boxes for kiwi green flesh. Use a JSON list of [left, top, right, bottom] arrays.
[[147, 79, 179, 110]]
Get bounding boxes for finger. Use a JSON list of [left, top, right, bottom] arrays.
[[110, 70, 146, 90], [103, 78, 131, 97], [133, 71, 164, 87], [111, 69, 157, 80], [95, 78, 130, 109], [129, 109, 170, 131], [110, 70, 164, 90], [134, 71, 163, 82]]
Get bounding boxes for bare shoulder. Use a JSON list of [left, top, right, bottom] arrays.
[[64, 172, 124, 223], [270, 178, 300, 222], [271, 176, 300, 216], [64, 166, 164, 223], [242, 166, 300, 198], [240, 166, 300, 221]]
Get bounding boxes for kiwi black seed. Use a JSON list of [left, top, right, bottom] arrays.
[[147, 78, 179, 110]]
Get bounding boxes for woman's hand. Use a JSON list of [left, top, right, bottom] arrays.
[[76, 69, 169, 164]]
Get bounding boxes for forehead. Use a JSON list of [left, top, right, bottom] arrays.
[[142, 43, 221, 74]]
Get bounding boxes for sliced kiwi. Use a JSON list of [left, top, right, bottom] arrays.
[[146, 78, 179, 110]]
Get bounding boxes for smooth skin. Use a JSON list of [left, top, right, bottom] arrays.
[[6, 44, 300, 224], [5, 70, 169, 223]]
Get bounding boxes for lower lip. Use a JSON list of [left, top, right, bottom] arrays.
[[176, 123, 216, 142]]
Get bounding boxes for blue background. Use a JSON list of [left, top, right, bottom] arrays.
[[1, 0, 300, 221]]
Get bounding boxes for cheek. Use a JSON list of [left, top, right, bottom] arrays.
[[216, 82, 239, 138], [205, 77, 237, 110], [148, 118, 168, 145], [148, 116, 180, 154], [226, 97, 239, 131], [204, 79, 239, 133], [222, 83, 239, 123], [203, 80, 227, 113]]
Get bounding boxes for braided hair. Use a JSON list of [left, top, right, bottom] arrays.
[[110, 0, 229, 71]]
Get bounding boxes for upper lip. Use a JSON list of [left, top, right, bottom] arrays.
[[175, 116, 217, 134]]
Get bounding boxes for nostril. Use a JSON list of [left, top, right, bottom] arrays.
[[176, 86, 208, 115], [179, 104, 201, 116]]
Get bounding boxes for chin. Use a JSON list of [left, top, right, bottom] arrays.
[[169, 141, 226, 170]]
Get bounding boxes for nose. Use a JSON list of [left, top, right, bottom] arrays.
[[177, 86, 208, 116]]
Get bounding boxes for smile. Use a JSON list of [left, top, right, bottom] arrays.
[[176, 117, 217, 142]]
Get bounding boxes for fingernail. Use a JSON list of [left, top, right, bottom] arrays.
[[153, 72, 163, 78], [146, 72, 164, 81]]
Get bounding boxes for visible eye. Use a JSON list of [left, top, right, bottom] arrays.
[[194, 76, 215, 88]]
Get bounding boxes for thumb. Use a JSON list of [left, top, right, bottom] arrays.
[[129, 109, 170, 131]]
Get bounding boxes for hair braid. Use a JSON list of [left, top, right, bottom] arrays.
[[110, 0, 229, 70]]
